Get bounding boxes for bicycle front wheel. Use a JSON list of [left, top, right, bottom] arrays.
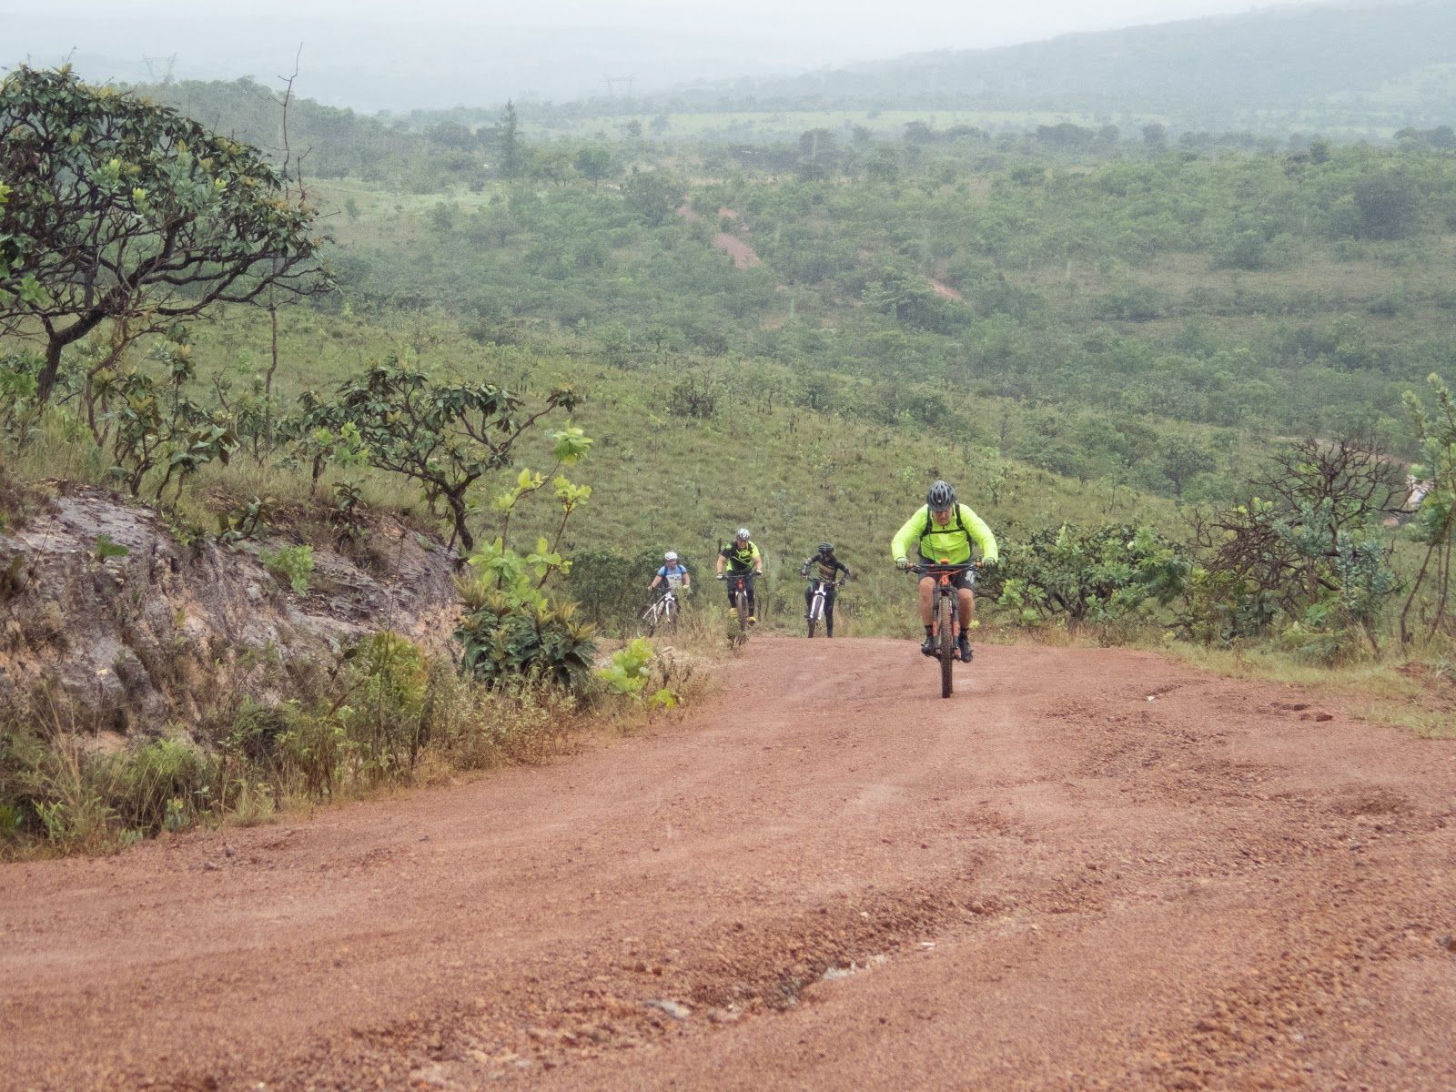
[[938, 595, 954, 698]]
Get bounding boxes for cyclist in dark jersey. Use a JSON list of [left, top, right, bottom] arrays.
[[799, 542, 852, 637]]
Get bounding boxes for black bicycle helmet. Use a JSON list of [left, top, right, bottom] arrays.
[[818, 542, 834, 554], [926, 479, 956, 510]]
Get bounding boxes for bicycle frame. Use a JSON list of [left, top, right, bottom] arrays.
[[806, 577, 841, 637], [723, 571, 755, 634], [641, 587, 678, 636]]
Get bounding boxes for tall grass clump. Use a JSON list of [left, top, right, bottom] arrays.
[[0, 628, 657, 857]]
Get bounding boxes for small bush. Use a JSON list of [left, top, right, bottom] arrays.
[[456, 593, 597, 692], [261, 544, 314, 594]]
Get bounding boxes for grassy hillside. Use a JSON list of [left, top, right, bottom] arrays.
[[6, 69, 1454, 656]]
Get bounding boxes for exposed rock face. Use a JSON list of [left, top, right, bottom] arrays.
[[0, 483, 461, 734]]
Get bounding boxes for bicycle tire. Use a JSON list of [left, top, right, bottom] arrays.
[[938, 594, 954, 698], [736, 588, 749, 635], [662, 597, 677, 634], [807, 589, 821, 638]]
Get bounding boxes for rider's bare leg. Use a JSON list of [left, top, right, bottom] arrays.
[[918, 576, 935, 624], [958, 587, 974, 635]]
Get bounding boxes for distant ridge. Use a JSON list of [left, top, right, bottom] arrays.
[[661, 1, 1456, 131]]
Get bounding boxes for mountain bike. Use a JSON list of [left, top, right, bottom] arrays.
[[719, 570, 757, 636], [639, 586, 680, 637], [805, 577, 844, 638], [908, 561, 977, 698]]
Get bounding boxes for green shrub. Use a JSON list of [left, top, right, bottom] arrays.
[[261, 544, 314, 594], [341, 632, 429, 782], [995, 524, 1190, 631], [456, 592, 597, 692], [111, 736, 218, 835]]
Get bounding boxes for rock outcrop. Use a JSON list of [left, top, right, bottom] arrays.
[[0, 482, 460, 735]]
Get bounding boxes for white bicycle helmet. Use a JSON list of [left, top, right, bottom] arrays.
[[664, 550, 678, 562], [735, 527, 751, 541]]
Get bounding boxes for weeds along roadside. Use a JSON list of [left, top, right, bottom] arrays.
[[0, 629, 701, 860]]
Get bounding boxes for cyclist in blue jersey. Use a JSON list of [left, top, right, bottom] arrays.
[[648, 550, 691, 595]]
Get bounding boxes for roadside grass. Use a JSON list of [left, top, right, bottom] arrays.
[[1162, 638, 1456, 739], [0, 633, 694, 859]]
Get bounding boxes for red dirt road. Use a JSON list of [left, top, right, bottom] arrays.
[[4, 637, 1455, 1090]]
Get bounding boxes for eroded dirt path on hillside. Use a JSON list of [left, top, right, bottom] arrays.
[[3, 638, 1455, 1090]]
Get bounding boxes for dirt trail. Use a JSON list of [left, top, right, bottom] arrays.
[[4, 637, 1455, 1090]]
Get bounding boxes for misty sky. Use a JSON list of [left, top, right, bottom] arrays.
[[6, 0, 1358, 111]]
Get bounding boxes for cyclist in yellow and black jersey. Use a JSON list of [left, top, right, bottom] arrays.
[[716, 527, 763, 622]]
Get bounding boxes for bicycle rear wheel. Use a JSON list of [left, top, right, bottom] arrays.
[[938, 595, 954, 698]]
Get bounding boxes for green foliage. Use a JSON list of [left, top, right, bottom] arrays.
[[0, 66, 329, 403], [338, 632, 429, 782], [113, 736, 218, 835], [261, 544, 314, 594], [93, 534, 129, 561], [455, 593, 597, 692], [91, 327, 239, 499], [995, 524, 1190, 631], [596, 638, 680, 707], [217, 495, 276, 542], [0, 351, 40, 437], [596, 637, 654, 696], [1399, 374, 1456, 643], [330, 355, 577, 551], [0, 727, 219, 850], [622, 167, 681, 226], [1190, 438, 1403, 655], [279, 390, 370, 495]]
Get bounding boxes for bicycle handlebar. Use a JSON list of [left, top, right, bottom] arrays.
[[906, 561, 980, 577]]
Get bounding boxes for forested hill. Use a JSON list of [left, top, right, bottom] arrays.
[[672, 1, 1456, 131]]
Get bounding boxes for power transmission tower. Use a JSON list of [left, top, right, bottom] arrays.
[[143, 53, 178, 85]]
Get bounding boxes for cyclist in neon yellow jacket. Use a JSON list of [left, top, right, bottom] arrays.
[[891, 479, 999, 662]]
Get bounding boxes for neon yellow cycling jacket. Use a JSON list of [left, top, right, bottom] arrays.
[[891, 503, 999, 566]]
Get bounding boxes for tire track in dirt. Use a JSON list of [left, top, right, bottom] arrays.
[[2, 638, 1454, 1089]]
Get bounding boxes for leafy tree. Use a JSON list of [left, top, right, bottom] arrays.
[[995, 524, 1190, 629], [621, 168, 680, 226], [1400, 374, 1456, 643], [1191, 438, 1402, 654], [98, 328, 238, 499], [333, 356, 576, 552], [0, 66, 330, 404], [1350, 172, 1422, 240], [498, 100, 520, 179], [574, 145, 615, 187], [455, 423, 596, 690]]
